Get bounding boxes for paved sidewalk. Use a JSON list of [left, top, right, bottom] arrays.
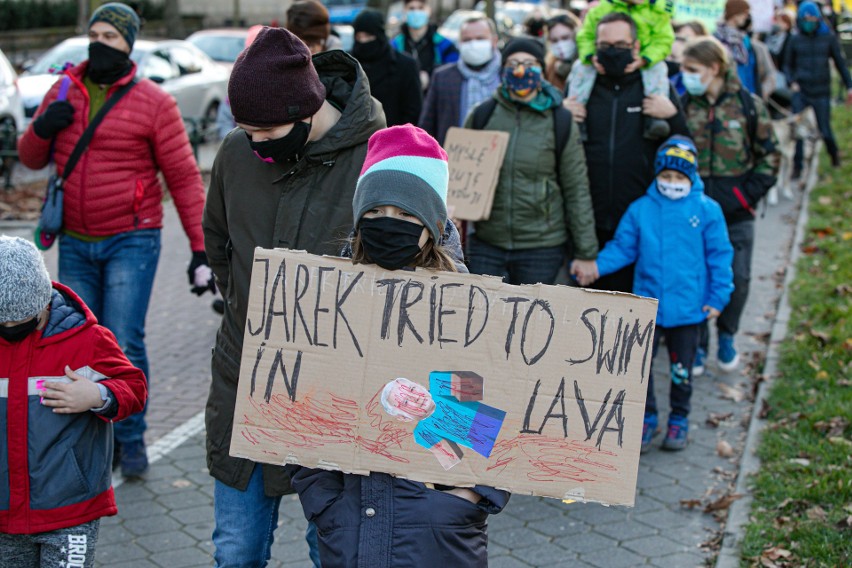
[[0, 165, 804, 566]]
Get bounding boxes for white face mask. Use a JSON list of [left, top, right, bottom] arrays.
[[550, 39, 576, 62], [460, 39, 494, 67], [657, 178, 691, 200]]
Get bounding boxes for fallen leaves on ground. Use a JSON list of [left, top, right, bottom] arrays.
[[716, 440, 736, 457], [706, 411, 734, 428], [704, 492, 743, 513], [717, 382, 745, 402], [813, 417, 849, 438]]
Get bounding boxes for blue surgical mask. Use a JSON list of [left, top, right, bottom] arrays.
[[799, 20, 818, 34], [406, 9, 429, 29], [682, 71, 709, 96]]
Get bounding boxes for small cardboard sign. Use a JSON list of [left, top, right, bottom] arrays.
[[443, 127, 509, 222], [673, 0, 725, 33], [230, 248, 658, 506]]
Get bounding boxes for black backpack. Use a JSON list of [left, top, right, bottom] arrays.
[[469, 98, 573, 190]]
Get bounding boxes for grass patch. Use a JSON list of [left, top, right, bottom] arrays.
[[739, 105, 852, 566]]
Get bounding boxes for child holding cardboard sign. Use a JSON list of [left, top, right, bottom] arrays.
[[290, 125, 509, 567], [570, 136, 734, 452]]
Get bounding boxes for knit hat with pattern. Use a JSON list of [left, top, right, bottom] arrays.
[[654, 135, 699, 181], [89, 2, 141, 49], [0, 236, 52, 323], [228, 27, 326, 127], [353, 125, 449, 243]]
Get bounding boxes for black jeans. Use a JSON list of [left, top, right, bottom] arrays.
[[646, 324, 700, 419], [793, 93, 838, 169], [699, 219, 754, 350], [466, 235, 565, 285]]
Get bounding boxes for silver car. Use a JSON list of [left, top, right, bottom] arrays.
[[18, 37, 228, 127], [0, 47, 25, 183]]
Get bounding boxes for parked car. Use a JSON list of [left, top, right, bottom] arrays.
[[186, 28, 249, 70], [0, 47, 25, 138], [18, 37, 228, 129], [0, 47, 25, 181]]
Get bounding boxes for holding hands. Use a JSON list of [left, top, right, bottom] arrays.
[[703, 305, 721, 320], [570, 259, 599, 287]]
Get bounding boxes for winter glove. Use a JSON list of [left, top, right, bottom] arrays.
[[32, 100, 75, 140], [188, 250, 216, 296]]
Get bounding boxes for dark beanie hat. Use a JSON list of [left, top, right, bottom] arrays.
[[228, 27, 326, 127], [354, 9, 386, 38], [354, 125, 449, 244], [286, 0, 331, 44], [724, 0, 750, 21], [89, 2, 140, 49], [501, 37, 545, 68], [654, 135, 698, 181]]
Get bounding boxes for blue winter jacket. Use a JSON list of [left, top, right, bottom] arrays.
[[596, 176, 734, 328]]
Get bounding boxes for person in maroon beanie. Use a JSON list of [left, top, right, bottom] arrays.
[[201, 26, 385, 567]]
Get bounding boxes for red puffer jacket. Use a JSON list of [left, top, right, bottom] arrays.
[[18, 61, 205, 251]]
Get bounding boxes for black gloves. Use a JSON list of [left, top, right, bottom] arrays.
[[33, 101, 75, 140], [188, 251, 216, 296]]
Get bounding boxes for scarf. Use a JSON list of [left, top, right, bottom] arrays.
[[714, 24, 749, 65], [457, 51, 502, 126]]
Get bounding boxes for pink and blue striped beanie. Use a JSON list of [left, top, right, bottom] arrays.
[[353, 125, 449, 243]]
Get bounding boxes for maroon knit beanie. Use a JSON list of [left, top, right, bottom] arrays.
[[724, 0, 750, 22], [228, 26, 326, 127]]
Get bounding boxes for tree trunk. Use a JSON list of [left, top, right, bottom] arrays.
[[77, 0, 88, 32]]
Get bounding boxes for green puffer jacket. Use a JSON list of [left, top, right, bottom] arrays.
[[464, 85, 598, 258]]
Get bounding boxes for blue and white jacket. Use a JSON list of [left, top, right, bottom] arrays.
[[596, 175, 734, 328]]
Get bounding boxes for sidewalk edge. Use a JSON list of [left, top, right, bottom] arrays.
[[715, 185, 813, 568]]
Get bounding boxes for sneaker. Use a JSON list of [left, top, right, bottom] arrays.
[[120, 440, 149, 479], [643, 117, 670, 140], [661, 416, 689, 451], [831, 154, 841, 168], [717, 333, 740, 372], [641, 413, 659, 454], [692, 348, 706, 378]]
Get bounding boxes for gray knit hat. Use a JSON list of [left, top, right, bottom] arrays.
[[0, 236, 53, 322]]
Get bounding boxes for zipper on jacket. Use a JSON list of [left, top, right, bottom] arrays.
[[607, 83, 620, 222]]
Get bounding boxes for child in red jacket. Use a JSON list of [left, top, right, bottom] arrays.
[[0, 235, 147, 567]]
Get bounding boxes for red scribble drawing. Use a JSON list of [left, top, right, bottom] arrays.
[[239, 387, 413, 463], [486, 434, 619, 484]]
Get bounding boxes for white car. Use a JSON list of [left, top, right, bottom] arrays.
[[0, 47, 25, 144], [18, 37, 228, 128]]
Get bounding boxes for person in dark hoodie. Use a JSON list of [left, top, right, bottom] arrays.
[[291, 125, 509, 568], [784, 0, 852, 170], [201, 27, 386, 567], [391, 0, 459, 90], [351, 9, 422, 126]]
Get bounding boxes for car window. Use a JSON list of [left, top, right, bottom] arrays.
[[27, 42, 89, 75], [188, 36, 246, 63], [141, 51, 177, 81], [168, 46, 203, 75]]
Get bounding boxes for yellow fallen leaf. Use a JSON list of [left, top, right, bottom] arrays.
[[842, 232, 852, 241], [716, 440, 735, 458], [816, 370, 829, 380]]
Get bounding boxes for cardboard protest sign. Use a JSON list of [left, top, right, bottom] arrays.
[[230, 248, 658, 506], [674, 0, 725, 33], [443, 127, 509, 221]]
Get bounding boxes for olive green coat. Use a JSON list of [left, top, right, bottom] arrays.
[[464, 86, 598, 258]]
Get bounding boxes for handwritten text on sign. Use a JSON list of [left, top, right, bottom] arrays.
[[230, 249, 658, 505], [444, 127, 509, 222]]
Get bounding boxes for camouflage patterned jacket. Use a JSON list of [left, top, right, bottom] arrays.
[[682, 69, 779, 224]]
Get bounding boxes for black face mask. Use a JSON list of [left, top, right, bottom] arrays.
[[0, 317, 40, 343], [358, 217, 424, 270], [738, 16, 752, 32], [352, 38, 387, 62], [596, 46, 634, 78], [248, 121, 312, 164], [87, 41, 133, 84]]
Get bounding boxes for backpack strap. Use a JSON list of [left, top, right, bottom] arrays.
[[737, 88, 758, 163], [470, 98, 498, 130], [552, 105, 573, 190]]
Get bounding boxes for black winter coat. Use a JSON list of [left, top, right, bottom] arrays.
[[202, 50, 386, 495], [356, 43, 423, 126], [783, 31, 852, 98], [583, 71, 690, 234]]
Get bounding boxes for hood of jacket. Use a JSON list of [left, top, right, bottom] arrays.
[[306, 50, 386, 159], [0, 283, 92, 348]]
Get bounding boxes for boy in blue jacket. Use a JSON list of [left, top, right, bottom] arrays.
[[571, 135, 734, 451]]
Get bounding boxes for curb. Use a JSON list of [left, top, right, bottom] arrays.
[[715, 183, 814, 568]]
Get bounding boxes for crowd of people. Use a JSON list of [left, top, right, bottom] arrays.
[[2, 0, 851, 566]]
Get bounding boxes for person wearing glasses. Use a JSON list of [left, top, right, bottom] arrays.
[[464, 38, 598, 286]]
